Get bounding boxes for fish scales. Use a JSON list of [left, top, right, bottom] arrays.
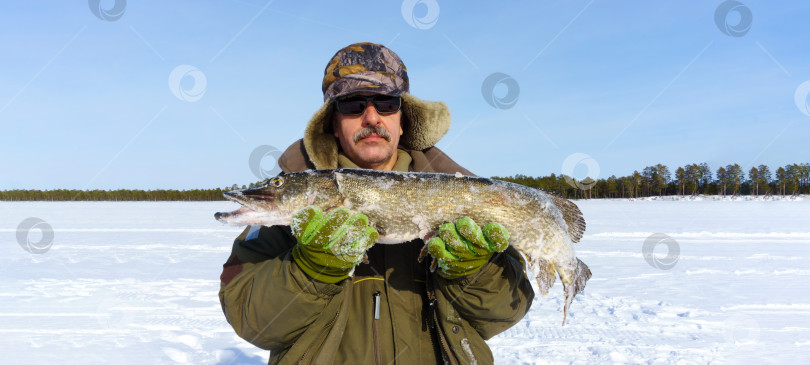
[[215, 168, 592, 325], [336, 171, 551, 247]]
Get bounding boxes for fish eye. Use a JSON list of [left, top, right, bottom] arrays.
[[270, 177, 284, 188]]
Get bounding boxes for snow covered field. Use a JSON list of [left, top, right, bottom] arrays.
[[2, 199, 809, 364]]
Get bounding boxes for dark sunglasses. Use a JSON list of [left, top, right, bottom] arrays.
[[335, 95, 402, 116]]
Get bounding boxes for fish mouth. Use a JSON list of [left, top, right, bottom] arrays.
[[214, 205, 257, 222], [214, 189, 278, 225]]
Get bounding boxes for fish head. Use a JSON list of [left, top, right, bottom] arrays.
[[214, 170, 343, 226]]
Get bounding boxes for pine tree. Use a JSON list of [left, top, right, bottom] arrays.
[[716, 166, 727, 196], [757, 164, 771, 195], [786, 164, 802, 195], [606, 175, 619, 198], [655, 164, 670, 196], [726, 163, 743, 196], [675, 167, 686, 196], [776, 167, 787, 196], [641, 166, 655, 196], [749, 166, 760, 195]]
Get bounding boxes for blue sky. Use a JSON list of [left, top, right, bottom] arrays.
[[1, 0, 808, 190]]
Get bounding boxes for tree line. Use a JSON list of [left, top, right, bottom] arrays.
[[2, 163, 808, 201], [494, 162, 810, 199]]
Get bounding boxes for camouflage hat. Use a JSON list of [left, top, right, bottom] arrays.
[[303, 42, 451, 169], [322, 42, 409, 102]]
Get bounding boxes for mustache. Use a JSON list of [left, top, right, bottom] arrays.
[[353, 126, 392, 143]]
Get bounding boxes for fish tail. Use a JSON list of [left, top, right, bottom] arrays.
[[559, 258, 592, 326]]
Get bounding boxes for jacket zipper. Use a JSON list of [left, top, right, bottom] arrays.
[[425, 265, 459, 364], [427, 298, 442, 361], [430, 301, 459, 365], [373, 291, 382, 365]]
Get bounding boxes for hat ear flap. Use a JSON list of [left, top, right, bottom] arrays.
[[303, 102, 339, 169], [400, 93, 450, 151]]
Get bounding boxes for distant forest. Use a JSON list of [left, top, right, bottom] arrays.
[[1, 162, 808, 201], [495, 162, 810, 199]]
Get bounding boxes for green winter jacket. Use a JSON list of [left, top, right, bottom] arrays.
[[219, 140, 535, 364]]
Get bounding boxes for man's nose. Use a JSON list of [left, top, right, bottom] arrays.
[[361, 102, 381, 126]]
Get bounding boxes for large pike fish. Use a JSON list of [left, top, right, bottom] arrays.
[[215, 168, 591, 325]]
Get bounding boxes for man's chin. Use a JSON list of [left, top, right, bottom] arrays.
[[349, 148, 395, 168], [355, 155, 391, 166]]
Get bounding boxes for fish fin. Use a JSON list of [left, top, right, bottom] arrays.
[[560, 258, 592, 326], [417, 231, 439, 263], [421, 230, 437, 242], [548, 193, 586, 243], [418, 242, 430, 263], [418, 232, 440, 271], [534, 258, 556, 296]]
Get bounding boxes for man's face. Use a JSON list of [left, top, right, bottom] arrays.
[[333, 93, 403, 170]]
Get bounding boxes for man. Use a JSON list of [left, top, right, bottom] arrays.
[[219, 42, 534, 364]]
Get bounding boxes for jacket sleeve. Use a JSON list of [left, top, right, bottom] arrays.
[[218, 225, 344, 351], [434, 245, 535, 340]]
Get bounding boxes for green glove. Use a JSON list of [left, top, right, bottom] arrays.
[[291, 206, 378, 284], [426, 217, 510, 280]]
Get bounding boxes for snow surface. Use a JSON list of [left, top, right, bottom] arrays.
[[2, 199, 809, 364]]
